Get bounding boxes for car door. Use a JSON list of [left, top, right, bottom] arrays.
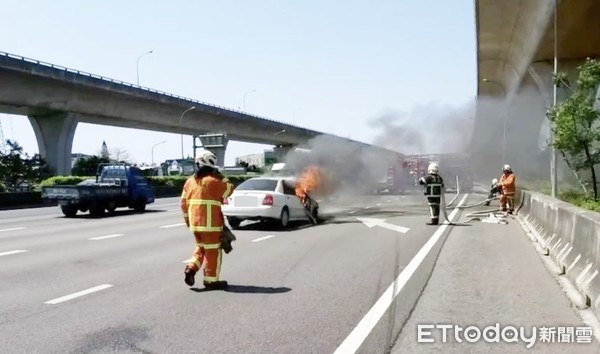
[[281, 180, 305, 220]]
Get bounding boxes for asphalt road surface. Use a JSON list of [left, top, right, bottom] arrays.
[[0, 193, 596, 353]]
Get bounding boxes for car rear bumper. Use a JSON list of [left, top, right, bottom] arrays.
[[222, 205, 282, 220]]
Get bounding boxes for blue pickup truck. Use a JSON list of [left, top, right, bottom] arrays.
[[41, 164, 155, 217]]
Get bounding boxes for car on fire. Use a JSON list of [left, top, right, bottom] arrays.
[[222, 176, 319, 229]]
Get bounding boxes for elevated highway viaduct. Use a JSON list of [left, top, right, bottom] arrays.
[[0, 52, 395, 174], [472, 0, 600, 181]]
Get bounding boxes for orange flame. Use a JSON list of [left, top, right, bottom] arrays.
[[295, 166, 328, 203]]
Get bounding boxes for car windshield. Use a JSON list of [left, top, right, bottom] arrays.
[[236, 179, 278, 191]]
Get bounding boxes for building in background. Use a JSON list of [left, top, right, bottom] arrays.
[[235, 150, 275, 169], [71, 153, 91, 168]]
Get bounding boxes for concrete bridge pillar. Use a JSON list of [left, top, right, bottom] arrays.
[[28, 112, 78, 176], [195, 133, 228, 168], [273, 144, 295, 163]]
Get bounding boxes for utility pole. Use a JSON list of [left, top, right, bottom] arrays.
[[550, 0, 558, 198]]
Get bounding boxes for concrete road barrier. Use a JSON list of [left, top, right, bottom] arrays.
[[518, 190, 600, 319]]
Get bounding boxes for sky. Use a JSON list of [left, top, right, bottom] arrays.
[[0, 0, 477, 166]]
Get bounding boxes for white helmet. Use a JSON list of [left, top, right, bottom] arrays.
[[492, 178, 498, 184], [503, 164, 511, 172], [427, 162, 439, 174], [195, 150, 217, 167]]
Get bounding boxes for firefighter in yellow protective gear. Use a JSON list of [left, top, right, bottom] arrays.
[[181, 150, 234, 290], [498, 164, 516, 214]]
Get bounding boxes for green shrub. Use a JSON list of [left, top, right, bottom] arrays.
[[40, 175, 255, 189], [0, 182, 6, 193], [40, 176, 94, 186]]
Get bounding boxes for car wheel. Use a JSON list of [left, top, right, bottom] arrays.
[[61, 205, 77, 218], [106, 201, 117, 214], [228, 217, 242, 229], [134, 199, 146, 213], [279, 207, 290, 228], [90, 203, 105, 218]]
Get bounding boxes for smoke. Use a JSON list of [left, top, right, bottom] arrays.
[[470, 84, 577, 187], [282, 134, 396, 200], [368, 102, 476, 155]]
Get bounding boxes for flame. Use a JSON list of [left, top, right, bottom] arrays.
[[295, 166, 328, 203]]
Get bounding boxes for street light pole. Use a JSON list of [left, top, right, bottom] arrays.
[[151, 140, 166, 165], [243, 89, 256, 111], [179, 106, 196, 159], [550, 0, 558, 198], [136, 50, 153, 86], [482, 78, 508, 164]]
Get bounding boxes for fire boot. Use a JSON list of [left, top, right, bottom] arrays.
[[204, 281, 228, 290], [426, 218, 439, 226], [184, 267, 196, 286]]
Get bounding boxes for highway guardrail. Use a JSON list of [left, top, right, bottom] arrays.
[[518, 190, 600, 319]]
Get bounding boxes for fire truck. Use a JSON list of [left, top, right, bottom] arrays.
[[374, 153, 473, 194]]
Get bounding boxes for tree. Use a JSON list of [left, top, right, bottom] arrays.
[[0, 140, 51, 191], [100, 141, 109, 159], [72, 155, 110, 176], [109, 147, 132, 163], [547, 58, 600, 200]]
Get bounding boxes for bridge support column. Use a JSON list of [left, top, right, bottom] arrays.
[[195, 133, 228, 168], [273, 144, 295, 163], [29, 112, 78, 176]]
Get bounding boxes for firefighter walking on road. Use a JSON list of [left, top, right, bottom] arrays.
[[181, 150, 234, 290], [498, 164, 516, 214], [419, 162, 444, 225]]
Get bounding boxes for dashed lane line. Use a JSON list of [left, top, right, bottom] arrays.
[[44, 284, 114, 305], [160, 223, 186, 229], [0, 227, 25, 233], [252, 235, 275, 243], [88, 234, 125, 241], [0, 250, 28, 257]]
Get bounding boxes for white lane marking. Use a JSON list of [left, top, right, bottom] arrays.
[[0, 227, 25, 233], [88, 234, 124, 241], [333, 193, 469, 354], [252, 235, 275, 243], [0, 250, 28, 257], [357, 218, 410, 233], [44, 284, 114, 305], [160, 223, 186, 229]]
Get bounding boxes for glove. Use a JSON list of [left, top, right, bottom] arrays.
[[221, 226, 236, 254], [418, 177, 426, 185]]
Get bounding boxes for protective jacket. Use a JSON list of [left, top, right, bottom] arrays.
[[419, 173, 444, 224], [498, 172, 515, 197], [181, 174, 234, 232]]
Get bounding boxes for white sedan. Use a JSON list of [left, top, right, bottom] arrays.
[[222, 177, 319, 229]]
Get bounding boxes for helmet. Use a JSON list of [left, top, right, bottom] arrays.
[[503, 164, 511, 172], [427, 162, 439, 174], [492, 178, 498, 184], [195, 150, 217, 167]]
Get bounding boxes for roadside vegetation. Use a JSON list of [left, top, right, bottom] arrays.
[[546, 58, 600, 202], [0, 140, 50, 192]]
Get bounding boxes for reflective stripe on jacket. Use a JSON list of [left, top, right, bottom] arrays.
[[499, 173, 516, 195], [181, 175, 234, 232]]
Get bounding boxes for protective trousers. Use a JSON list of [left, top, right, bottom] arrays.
[[500, 193, 515, 213], [427, 196, 441, 224], [187, 231, 223, 284]]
